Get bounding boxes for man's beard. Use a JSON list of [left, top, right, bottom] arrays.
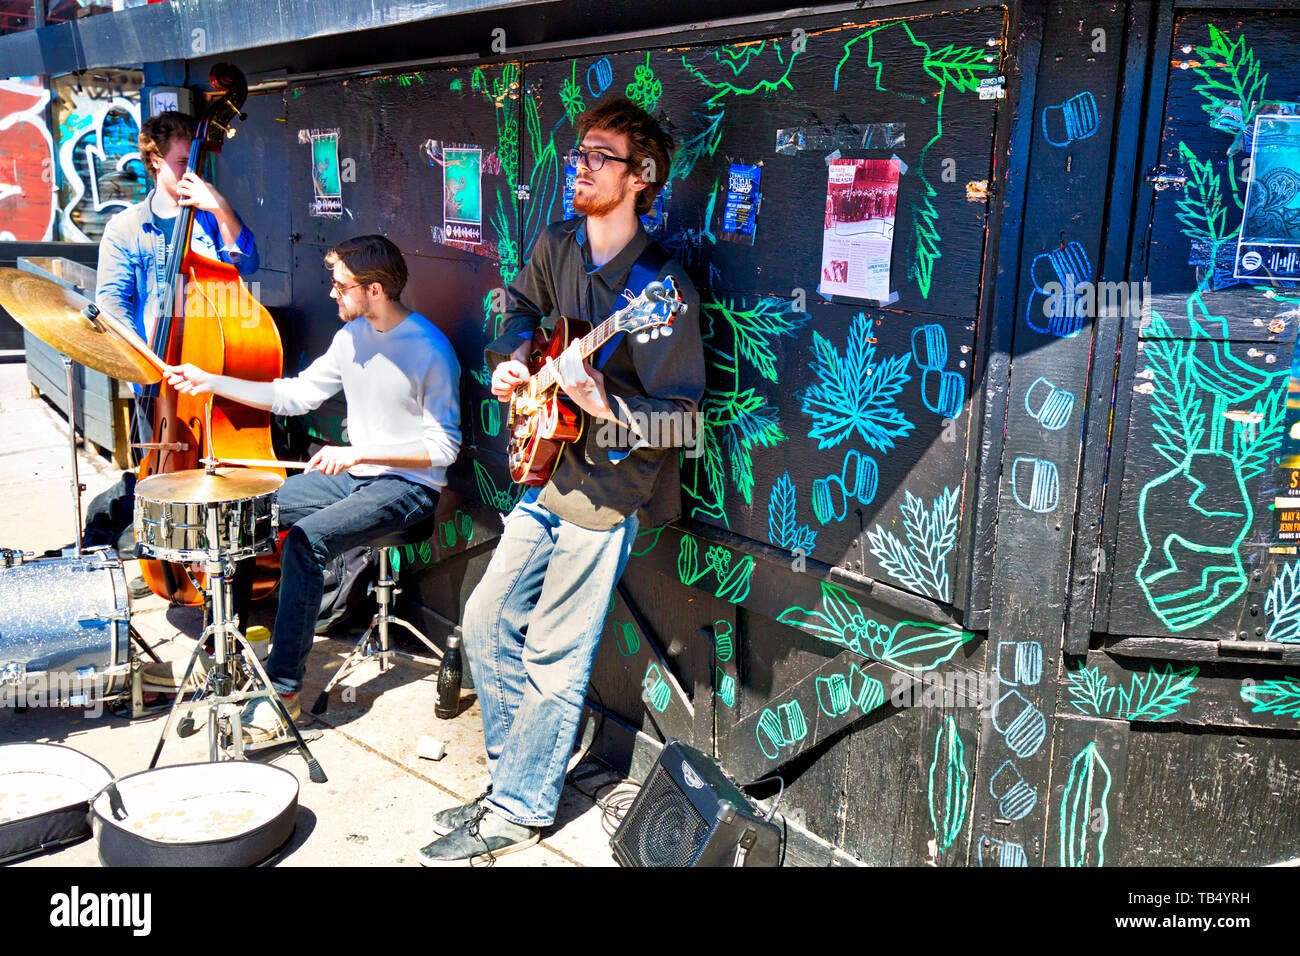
[[573, 179, 628, 218]]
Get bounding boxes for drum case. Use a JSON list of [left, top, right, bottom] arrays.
[[0, 743, 113, 864]]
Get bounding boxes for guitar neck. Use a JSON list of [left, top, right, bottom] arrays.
[[530, 318, 620, 394]]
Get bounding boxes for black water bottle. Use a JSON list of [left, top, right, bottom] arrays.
[[435, 626, 463, 719]]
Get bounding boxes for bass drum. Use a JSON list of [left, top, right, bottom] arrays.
[[0, 550, 130, 704]]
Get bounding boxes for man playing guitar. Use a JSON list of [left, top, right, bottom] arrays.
[[418, 97, 705, 866]]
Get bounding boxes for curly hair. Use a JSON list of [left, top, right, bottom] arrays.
[[138, 111, 196, 182], [576, 96, 674, 216]]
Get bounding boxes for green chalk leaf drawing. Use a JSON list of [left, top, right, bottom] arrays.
[[1059, 742, 1112, 867], [1174, 142, 1235, 259], [866, 487, 959, 601], [776, 581, 972, 671], [927, 716, 969, 855], [683, 296, 807, 524], [922, 44, 996, 94], [1136, 295, 1287, 631], [801, 311, 914, 452], [678, 533, 754, 603], [767, 471, 818, 555], [1066, 665, 1200, 721], [1264, 562, 1300, 643], [1240, 676, 1300, 718], [560, 60, 586, 122], [625, 52, 662, 113], [630, 525, 665, 557], [472, 459, 524, 513], [1191, 24, 1268, 139]]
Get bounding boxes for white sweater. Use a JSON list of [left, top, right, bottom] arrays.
[[271, 312, 461, 491]]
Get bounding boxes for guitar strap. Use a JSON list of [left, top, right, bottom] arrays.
[[593, 240, 672, 370]]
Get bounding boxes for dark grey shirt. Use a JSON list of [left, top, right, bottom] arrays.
[[486, 217, 705, 530]]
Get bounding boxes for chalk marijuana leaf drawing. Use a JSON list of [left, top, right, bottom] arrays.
[[1240, 676, 1300, 718], [800, 311, 913, 451], [1191, 24, 1268, 138], [866, 487, 959, 601], [767, 472, 818, 555], [1264, 562, 1300, 643], [1066, 665, 1199, 721]]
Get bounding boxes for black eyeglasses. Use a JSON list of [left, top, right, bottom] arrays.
[[565, 147, 633, 172]]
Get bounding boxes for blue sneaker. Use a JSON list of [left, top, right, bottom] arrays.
[[418, 806, 539, 867]]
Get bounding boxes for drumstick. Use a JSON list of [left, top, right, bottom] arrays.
[[91, 304, 168, 377], [212, 457, 311, 470]]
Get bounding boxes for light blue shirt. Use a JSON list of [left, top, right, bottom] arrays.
[[94, 189, 259, 348]]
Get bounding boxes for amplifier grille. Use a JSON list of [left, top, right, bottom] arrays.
[[630, 766, 711, 867]]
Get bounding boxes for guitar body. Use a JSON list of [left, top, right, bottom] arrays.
[[507, 316, 589, 486]]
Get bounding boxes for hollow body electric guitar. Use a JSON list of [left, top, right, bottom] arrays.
[[506, 277, 687, 486]]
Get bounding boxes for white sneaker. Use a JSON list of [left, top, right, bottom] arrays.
[[240, 694, 302, 744]]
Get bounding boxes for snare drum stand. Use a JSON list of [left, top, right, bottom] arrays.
[[148, 494, 326, 782]]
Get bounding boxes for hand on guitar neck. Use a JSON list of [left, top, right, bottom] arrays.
[[491, 340, 616, 422]]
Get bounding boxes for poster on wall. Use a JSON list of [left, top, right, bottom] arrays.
[[1235, 113, 1300, 282], [1274, 321, 1300, 543], [722, 162, 761, 244], [442, 146, 482, 245], [817, 157, 900, 302], [300, 128, 342, 218]]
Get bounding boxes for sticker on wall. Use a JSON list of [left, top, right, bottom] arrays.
[[721, 162, 761, 244], [442, 145, 483, 245], [817, 157, 900, 304], [563, 152, 577, 220], [299, 128, 342, 218], [1234, 113, 1300, 281]]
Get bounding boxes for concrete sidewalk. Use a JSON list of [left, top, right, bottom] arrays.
[[0, 360, 629, 867]]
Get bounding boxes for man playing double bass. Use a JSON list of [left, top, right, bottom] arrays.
[[160, 235, 461, 742], [417, 97, 704, 866]]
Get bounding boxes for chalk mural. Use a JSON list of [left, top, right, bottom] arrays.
[[0, 79, 56, 241], [677, 532, 754, 603], [928, 716, 970, 855], [1264, 561, 1300, 643], [865, 486, 960, 601], [1067, 664, 1199, 721], [1058, 742, 1111, 867], [1239, 676, 1300, 717], [767, 471, 818, 553]]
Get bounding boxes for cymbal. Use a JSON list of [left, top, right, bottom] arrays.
[[0, 268, 162, 384], [137, 467, 283, 503]]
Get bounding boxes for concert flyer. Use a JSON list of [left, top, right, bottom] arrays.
[[817, 156, 900, 302]]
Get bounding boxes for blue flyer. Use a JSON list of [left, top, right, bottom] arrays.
[[723, 162, 761, 243]]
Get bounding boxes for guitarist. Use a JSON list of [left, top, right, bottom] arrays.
[[419, 97, 704, 866]]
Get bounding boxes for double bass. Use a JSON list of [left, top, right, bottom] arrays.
[[136, 64, 285, 605]]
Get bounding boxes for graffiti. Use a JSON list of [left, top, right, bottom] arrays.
[[992, 690, 1046, 758], [480, 398, 501, 437], [0, 79, 56, 241], [1058, 742, 1112, 867], [1191, 25, 1268, 141], [1010, 456, 1060, 513], [800, 311, 913, 451], [678, 533, 754, 603], [811, 450, 878, 526], [977, 834, 1027, 867], [1026, 240, 1092, 338], [865, 486, 960, 601], [643, 663, 671, 712], [683, 295, 807, 524], [927, 716, 969, 855], [816, 665, 884, 716], [1066, 664, 1199, 721], [560, 61, 586, 123], [586, 57, 614, 98], [1264, 561, 1300, 643], [989, 761, 1037, 821], [767, 471, 818, 553], [55, 84, 144, 242], [716, 668, 737, 707], [756, 700, 808, 759], [776, 581, 972, 671], [714, 620, 736, 707], [1024, 376, 1076, 431], [996, 641, 1043, 686], [625, 52, 662, 113], [472, 459, 525, 513], [912, 323, 965, 419], [1240, 676, 1300, 717], [1041, 91, 1100, 147], [1135, 298, 1286, 630], [1176, 141, 1237, 290]]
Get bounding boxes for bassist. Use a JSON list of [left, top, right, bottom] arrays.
[[418, 96, 704, 866]]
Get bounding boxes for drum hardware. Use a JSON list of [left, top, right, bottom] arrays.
[[129, 441, 192, 452], [142, 464, 326, 783]]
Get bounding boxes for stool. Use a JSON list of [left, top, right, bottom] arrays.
[[311, 513, 451, 715]]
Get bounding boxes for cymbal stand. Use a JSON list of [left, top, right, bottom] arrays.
[[60, 355, 84, 559], [147, 492, 326, 782]]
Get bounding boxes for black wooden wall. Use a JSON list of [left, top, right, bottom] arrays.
[[194, 0, 1300, 866]]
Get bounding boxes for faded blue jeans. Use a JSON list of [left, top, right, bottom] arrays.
[[461, 488, 639, 828], [234, 471, 439, 695]]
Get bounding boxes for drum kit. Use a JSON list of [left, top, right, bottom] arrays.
[[0, 268, 325, 787]]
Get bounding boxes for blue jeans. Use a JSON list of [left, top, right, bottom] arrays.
[[234, 471, 438, 695], [461, 488, 639, 827]]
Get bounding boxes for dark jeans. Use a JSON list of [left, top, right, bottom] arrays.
[[233, 471, 438, 695]]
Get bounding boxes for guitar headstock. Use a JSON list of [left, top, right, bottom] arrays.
[[612, 275, 688, 343]]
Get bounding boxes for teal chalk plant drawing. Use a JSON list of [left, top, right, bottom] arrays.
[[1264, 562, 1300, 643], [1135, 299, 1287, 631], [834, 22, 996, 298], [678, 533, 754, 603], [1066, 664, 1199, 721], [1240, 676, 1300, 717], [767, 471, 818, 554], [1059, 742, 1112, 867], [472, 459, 525, 513], [1175, 141, 1237, 290], [560, 60, 586, 123], [927, 716, 969, 856], [1190, 24, 1268, 140], [865, 487, 960, 602], [801, 311, 913, 452], [776, 581, 971, 671], [683, 295, 808, 524]]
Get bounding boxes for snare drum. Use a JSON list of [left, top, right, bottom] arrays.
[[134, 468, 280, 563], [0, 550, 130, 705]]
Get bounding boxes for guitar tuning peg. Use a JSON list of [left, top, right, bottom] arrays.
[[661, 327, 673, 337], [636, 333, 650, 344], [650, 329, 660, 339]]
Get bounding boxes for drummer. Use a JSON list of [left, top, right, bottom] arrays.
[[158, 235, 460, 742]]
